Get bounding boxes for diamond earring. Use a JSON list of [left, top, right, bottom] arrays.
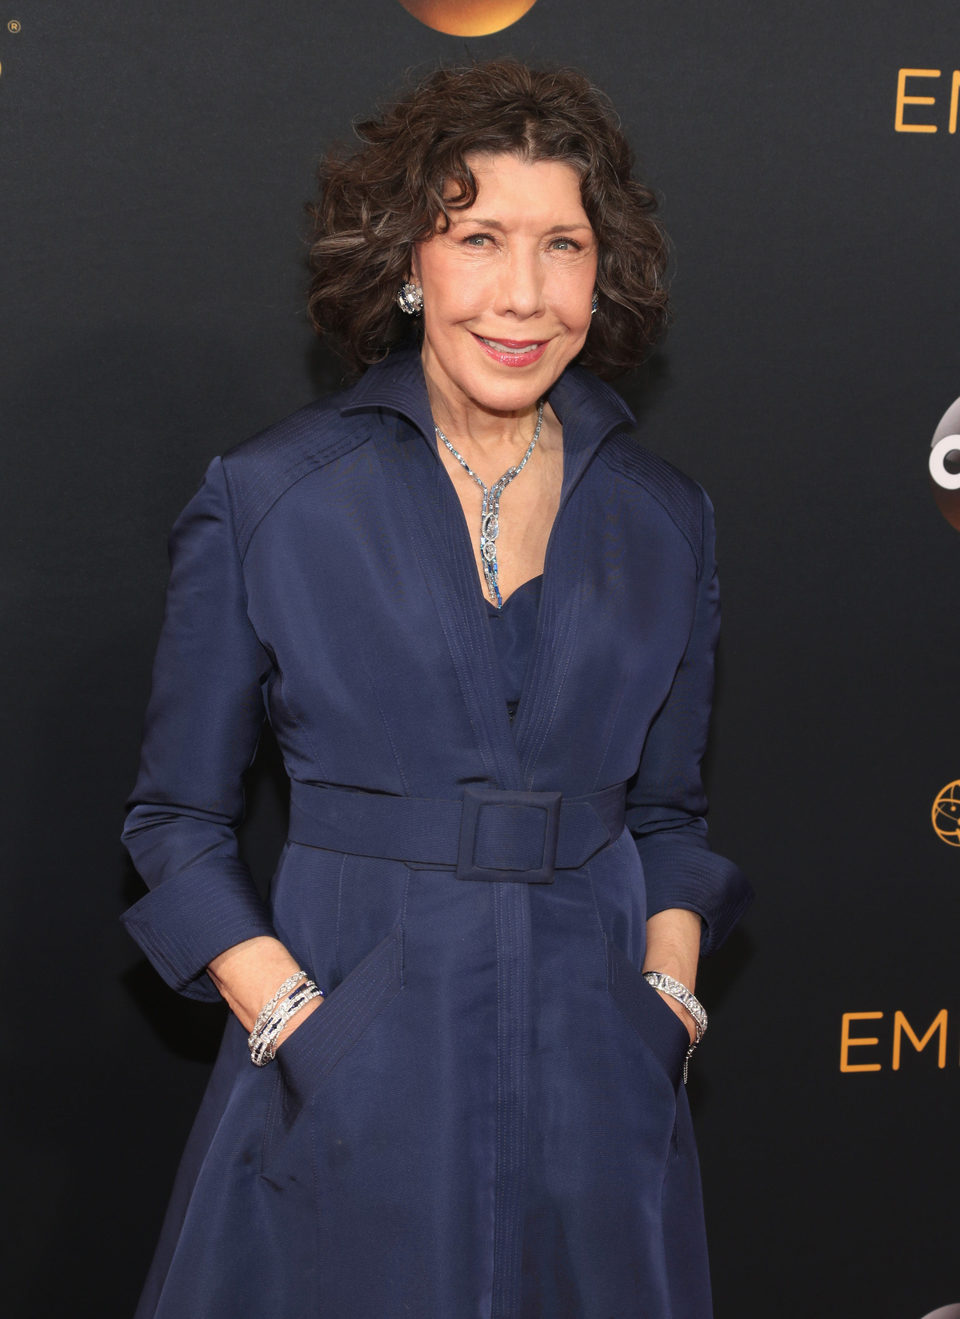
[[397, 281, 424, 315]]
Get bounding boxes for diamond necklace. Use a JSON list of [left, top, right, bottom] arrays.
[[435, 400, 545, 610]]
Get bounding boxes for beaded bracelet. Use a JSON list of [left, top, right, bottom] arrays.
[[642, 970, 708, 1084], [248, 975, 325, 1067]]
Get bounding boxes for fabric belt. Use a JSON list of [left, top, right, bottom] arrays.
[[287, 780, 628, 883]]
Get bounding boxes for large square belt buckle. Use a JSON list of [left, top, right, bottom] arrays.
[[456, 786, 562, 884]]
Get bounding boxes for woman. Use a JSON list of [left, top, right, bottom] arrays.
[[122, 59, 751, 1319]]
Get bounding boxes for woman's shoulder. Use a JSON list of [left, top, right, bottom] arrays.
[[597, 426, 704, 504], [596, 428, 710, 571], [557, 363, 707, 519], [223, 382, 362, 476], [216, 380, 370, 555]]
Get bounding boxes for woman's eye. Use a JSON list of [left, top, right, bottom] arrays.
[[551, 237, 581, 251], [464, 233, 493, 247]]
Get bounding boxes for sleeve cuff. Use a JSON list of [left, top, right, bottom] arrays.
[[635, 835, 754, 955], [121, 861, 277, 1001]]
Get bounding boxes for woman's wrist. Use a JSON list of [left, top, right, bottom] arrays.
[[643, 971, 707, 1049], [207, 935, 306, 1033], [642, 909, 701, 989], [642, 907, 703, 1045], [248, 975, 325, 1065]]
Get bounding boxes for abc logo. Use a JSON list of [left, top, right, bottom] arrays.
[[929, 396, 960, 531]]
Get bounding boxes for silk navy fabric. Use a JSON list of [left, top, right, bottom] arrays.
[[485, 574, 542, 722], [121, 348, 752, 1319]]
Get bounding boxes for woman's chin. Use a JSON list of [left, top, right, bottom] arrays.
[[421, 337, 580, 417]]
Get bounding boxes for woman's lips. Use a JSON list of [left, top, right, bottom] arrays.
[[472, 333, 548, 367]]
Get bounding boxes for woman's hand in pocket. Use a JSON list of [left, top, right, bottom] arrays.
[[643, 907, 702, 1046], [653, 990, 698, 1045], [207, 935, 323, 1045]]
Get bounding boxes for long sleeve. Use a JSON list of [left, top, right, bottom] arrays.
[[121, 456, 278, 1001], [625, 487, 752, 955]]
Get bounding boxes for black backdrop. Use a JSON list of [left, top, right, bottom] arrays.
[[3, 2, 959, 1315]]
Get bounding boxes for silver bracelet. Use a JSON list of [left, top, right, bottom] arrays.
[[642, 971, 707, 1084], [252, 971, 308, 1036], [248, 976, 325, 1067]]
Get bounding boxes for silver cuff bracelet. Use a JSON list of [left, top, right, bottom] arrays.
[[642, 970, 708, 1083]]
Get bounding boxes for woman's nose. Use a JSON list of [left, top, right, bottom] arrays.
[[495, 250, 544, 319]]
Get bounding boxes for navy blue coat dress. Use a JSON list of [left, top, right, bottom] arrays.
[[121, 347, 751, 1319]]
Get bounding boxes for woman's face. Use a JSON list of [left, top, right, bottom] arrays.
[[412, 153, 598, 421]]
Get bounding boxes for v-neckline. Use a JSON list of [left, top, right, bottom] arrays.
[[482, 573, 544, 613], [348, 348, 636, 788], [409, 393, 622, 786]]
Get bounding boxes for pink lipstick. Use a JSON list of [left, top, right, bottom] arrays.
[[472, 334, 548, 367]]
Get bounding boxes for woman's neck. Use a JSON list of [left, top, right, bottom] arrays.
[[431, 392, 538, 452]]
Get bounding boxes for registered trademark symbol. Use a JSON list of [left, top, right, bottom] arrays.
[[7, 18, 21, 32]]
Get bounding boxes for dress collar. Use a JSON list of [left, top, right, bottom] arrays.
[[339, 346, 636, 458]]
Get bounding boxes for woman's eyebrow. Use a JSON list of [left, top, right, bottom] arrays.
[[446, 216, 505, 229], [448, 216, 593, 232]]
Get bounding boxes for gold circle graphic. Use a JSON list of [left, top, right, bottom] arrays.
[[397, 0, 537, 37], [7, 19, 20, 32], [932, 780, 960, 847]]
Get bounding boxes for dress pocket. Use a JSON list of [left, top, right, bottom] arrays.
[[605, 938, 690, 1092], [275, 924, 404, 1110]]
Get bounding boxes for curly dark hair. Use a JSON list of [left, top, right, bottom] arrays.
[[306, 59, 669, 379]]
